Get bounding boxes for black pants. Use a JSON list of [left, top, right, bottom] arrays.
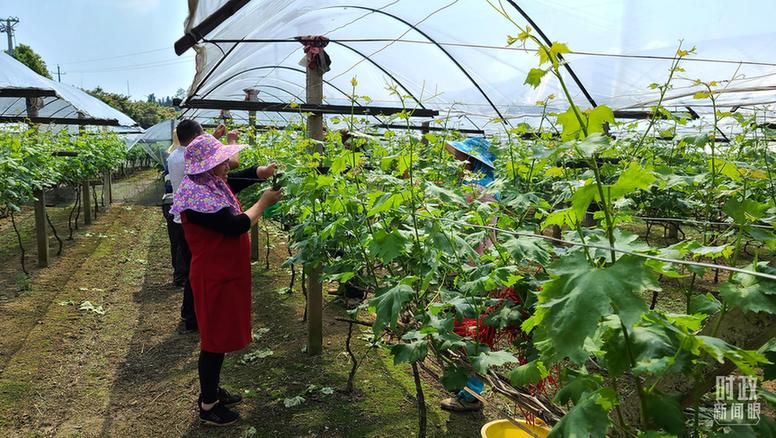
[[162, 203, 186, 284], [179, 237, 197, 328], [163, 204, 196, 327], [199, 350, 225, 404]]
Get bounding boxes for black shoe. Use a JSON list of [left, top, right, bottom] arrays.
[[199, 401, 239, 426], [218, 387, 242, 407], [177, 320, 198, 334]]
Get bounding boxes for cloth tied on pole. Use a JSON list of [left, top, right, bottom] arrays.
[[297, 35, 331, 74]]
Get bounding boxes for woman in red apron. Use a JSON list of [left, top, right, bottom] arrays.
[[170, 133, 280, 426]]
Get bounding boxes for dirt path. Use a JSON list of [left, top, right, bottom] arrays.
[[0, 204, 492, 437]]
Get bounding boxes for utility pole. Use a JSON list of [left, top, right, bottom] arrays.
[[0, 17, 20, 55], [57, 64, 62, 82]]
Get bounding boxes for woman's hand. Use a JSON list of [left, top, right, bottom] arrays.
[[257, 163, 278, 179], [258, 188, 282, 207], [212, 123, 226, 138], [245, 188, 282, 225], [227, 130, 239, 145]]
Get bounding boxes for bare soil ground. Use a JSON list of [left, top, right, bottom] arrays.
[[0, 190, 499, 437]]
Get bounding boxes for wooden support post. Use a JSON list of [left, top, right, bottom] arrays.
[[34, 190, 49, 268], [248, 110, 257, 146], [303, 37, 326, 356], [245, 88, 260, 262], [27, 98, 49, 267], [103, 171, 112, 205], [306, 263, 323, 355], [82, 182, 92, 225]]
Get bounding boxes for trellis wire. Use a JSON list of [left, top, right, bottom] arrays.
[[426, 215, 776, 281], [633, 215, 774, 230]]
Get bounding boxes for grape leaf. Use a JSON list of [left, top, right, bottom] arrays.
[[471, 349, 518, 374], [502, 235, 552, 265], [525, 68, 548, 88], [587, 105, 614, 135], [689, 336, 768, 375], [368, 228, 408, 264], [719, 262, 776, 314], [644, 390, 686, 435], [758, 339, 776, 381], [610, 162, 656, 199], [531, 253, 656, 363], [689, 293, 721, 315], [508, 360, 548, 387], [369, 284, 414, 334], [440, 365, 469, 391], [548, 388, 613, 438], [390, 339, 428, 364], [556, 107, 583, 140]]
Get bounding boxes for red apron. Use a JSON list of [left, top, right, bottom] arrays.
[[182, 210, 252, 353]]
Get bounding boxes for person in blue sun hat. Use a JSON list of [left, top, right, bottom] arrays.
[[445, 137, 497, 188], [440, 136, 498, 413]]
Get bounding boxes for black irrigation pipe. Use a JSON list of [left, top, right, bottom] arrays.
[[427, 215, 776, 281], [634, 216, 774, 230]]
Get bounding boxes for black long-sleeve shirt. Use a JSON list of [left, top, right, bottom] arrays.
[[184, 166, 264, 236]]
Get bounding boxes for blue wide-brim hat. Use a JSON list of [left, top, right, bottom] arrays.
[[446, 137, 496, 169]]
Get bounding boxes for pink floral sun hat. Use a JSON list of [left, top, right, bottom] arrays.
[[184, 133, 247, 175]]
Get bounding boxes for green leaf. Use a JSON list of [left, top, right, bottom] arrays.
[[758, 338, 776, 380], [689, 336, 769, 375], [471, 349, 518, 374], [556, 106, 583, 140], [368, 228, 409, 264], [390, 339, 428, 364], [546, 42, 571, 68], [536, 254, 655, 363], [367, 192, 404, 217], [369, 284, 414, 334], [643, 390, 686, 435], [283, 395, 305, 407], [502, 235, 553, 265], [723, 198, 767, 224], [568, 183, 597, 226], [587, 105, 614, 134], [759, 387, 776, 408], [638, 433, 677, 438], [689, 293, 722, 315], [747, 227, 776, 250], [508, 360, 549, 387], [691, 244, 733, 259], [549, 388, 613, 438], [440, 365, 469, 390], [575, 132, 609, 157], [610, 163, 656, 199], [524, 68, 548, 88], [555, 369, 602, 405], [719, 262, 776, 314]]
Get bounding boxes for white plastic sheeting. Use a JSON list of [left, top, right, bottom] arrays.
[[180, 0, 776, 132], [0, 52, 138, 127], [0, 50, 56, 96]]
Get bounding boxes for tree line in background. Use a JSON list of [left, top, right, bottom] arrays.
[[11, 43, 180, 129]]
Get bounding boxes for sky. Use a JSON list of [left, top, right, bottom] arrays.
[[1, 0, 194, 101]]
